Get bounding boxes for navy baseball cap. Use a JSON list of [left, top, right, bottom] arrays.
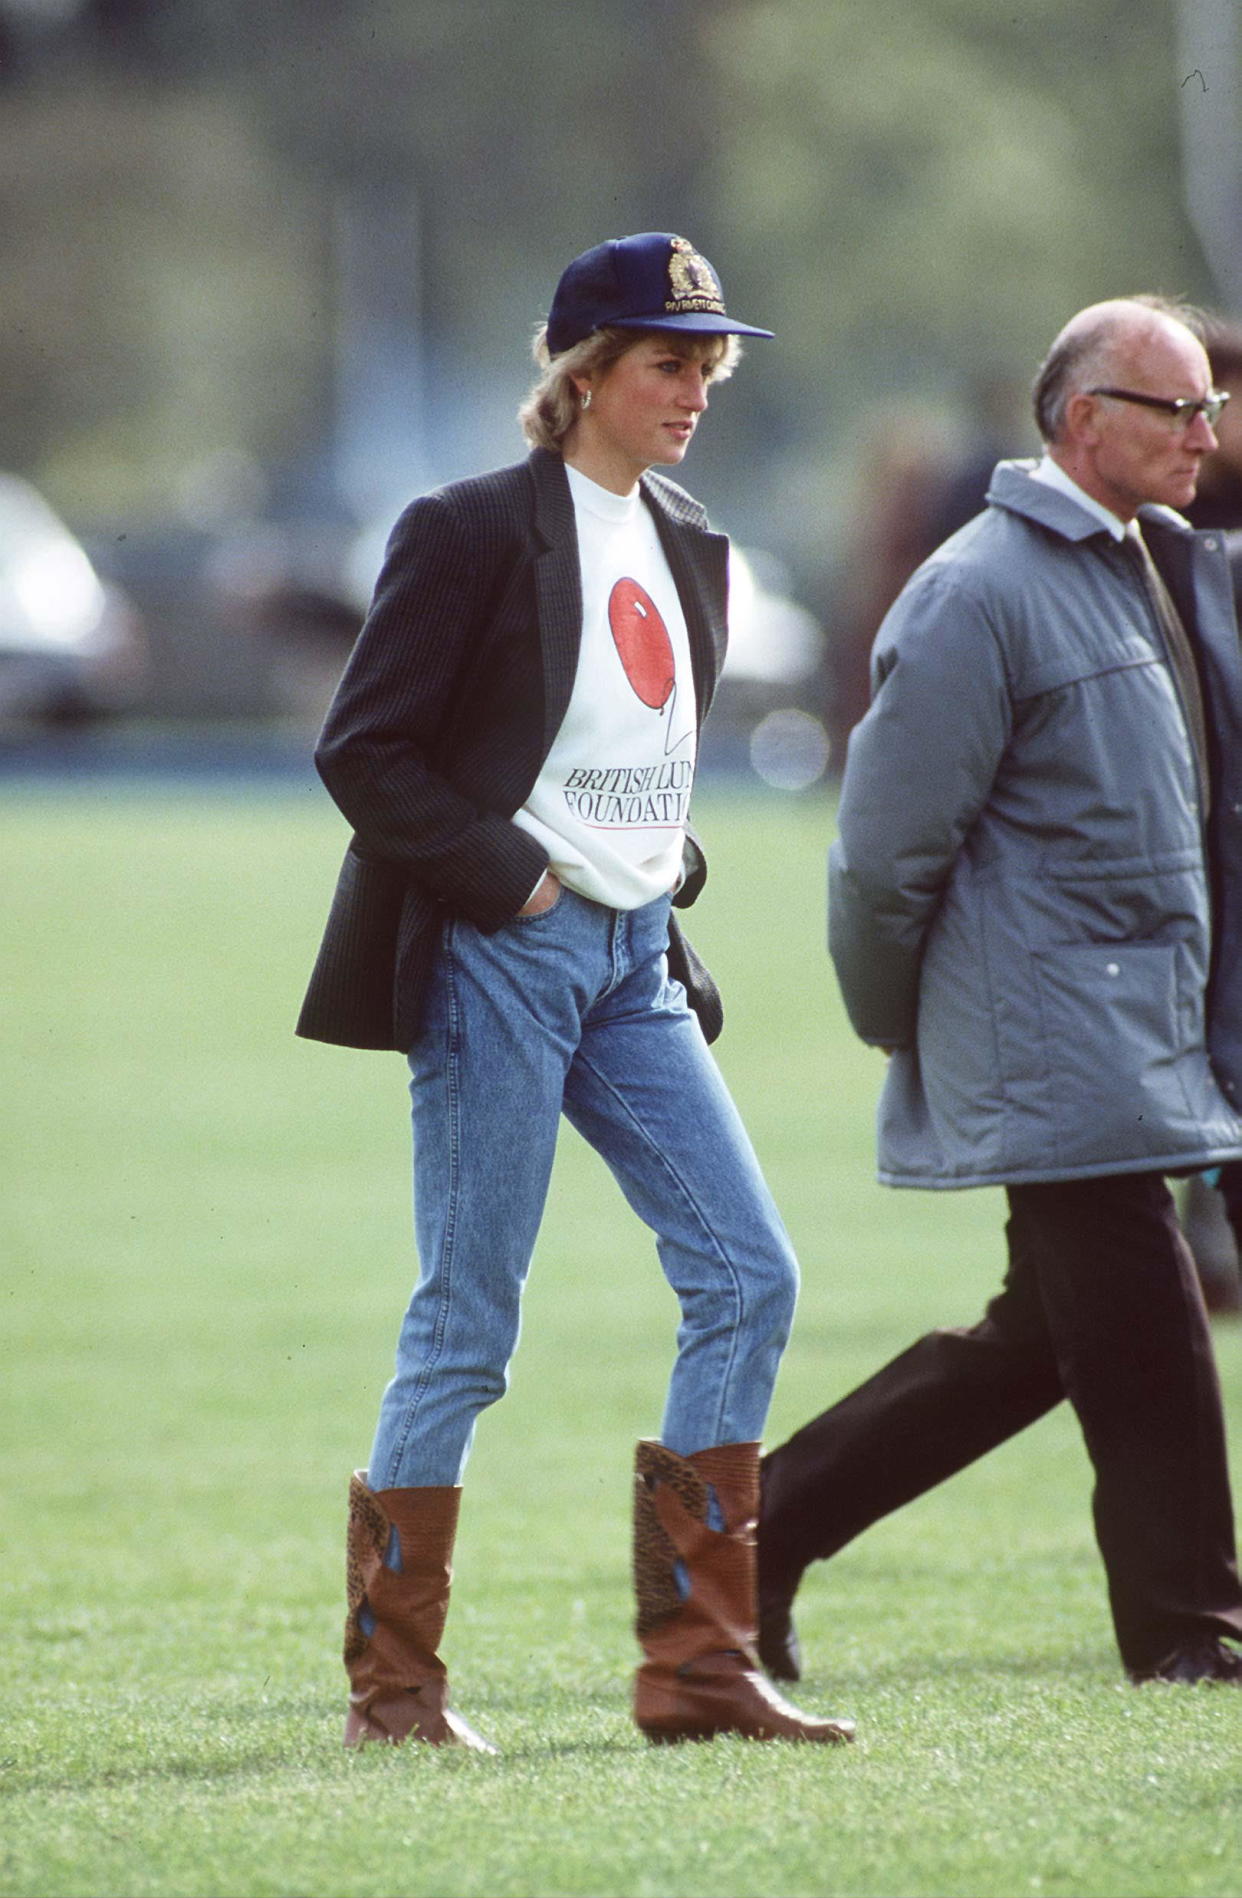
[[545, 232, 774, 355]]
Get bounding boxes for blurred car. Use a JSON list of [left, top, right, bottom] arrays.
[[704, 545, 830, 787], [221, 508, 832, 781], [0, 471, 145, 725]]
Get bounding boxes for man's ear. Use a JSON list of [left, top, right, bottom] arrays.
[[1062, 388, 1101, 447]]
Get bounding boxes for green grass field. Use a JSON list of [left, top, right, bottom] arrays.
[[3, 779, 1241, 1898]]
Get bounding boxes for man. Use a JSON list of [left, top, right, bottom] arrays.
[[1181, 318, 1242, 1312], [760, 296, 1242, 1687], [1188, 318, 1242, 532]]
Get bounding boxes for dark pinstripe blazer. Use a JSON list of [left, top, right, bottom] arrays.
[[296, 447, 730, 1052]]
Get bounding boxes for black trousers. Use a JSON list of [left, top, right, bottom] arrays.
[[760, 1172, 1242, 1673]]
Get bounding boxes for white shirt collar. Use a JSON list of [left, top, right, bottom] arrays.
[[565, 461, 641, 522], [1030, 454, 1129, 541]]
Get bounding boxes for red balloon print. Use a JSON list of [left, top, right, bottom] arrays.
[[608, 579, 675, 710]]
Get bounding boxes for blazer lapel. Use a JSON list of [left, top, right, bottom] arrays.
[[530, 449, 584, 757], [644, 485, 730, 726]]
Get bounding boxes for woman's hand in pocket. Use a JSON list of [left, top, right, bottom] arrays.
[[518, 871, 562, 917]]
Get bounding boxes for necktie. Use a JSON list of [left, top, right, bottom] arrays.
[[1125, 525, 1211, 820]]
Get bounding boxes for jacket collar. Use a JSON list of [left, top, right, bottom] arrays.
[[530, 445, 578, 550], [986, 457, 1196, 545]]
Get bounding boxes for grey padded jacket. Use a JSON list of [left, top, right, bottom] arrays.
[[829, 459, 1242, 1188]]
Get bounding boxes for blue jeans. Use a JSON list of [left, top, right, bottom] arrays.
[[367, 887, 800, 1487]]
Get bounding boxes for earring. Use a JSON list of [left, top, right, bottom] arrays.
[[580, 389, 592, 411]]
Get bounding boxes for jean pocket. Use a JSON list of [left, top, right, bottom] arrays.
[[512, 882, 567, 925]]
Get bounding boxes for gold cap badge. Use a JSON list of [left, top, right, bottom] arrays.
[[665, 237, 727, 317]]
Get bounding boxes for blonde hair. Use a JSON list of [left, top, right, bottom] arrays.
[[518, 325, 740, 451]]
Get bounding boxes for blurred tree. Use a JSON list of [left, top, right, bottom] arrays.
[[0, 15, 17, 84], [241, 0, 723, 477], [1176, 0, 1242, 311], [0, 79, 333, 518], [83, 0, 162, 67], [699, 0, 1218, 560], [0, 0, 1231, 577]]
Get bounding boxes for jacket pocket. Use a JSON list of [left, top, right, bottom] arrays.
[[297, 847, 409, 1049], [1029, 941, 1194, 1166]]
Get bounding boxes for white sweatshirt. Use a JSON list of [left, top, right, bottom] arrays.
[[512, 465, 698, 909]]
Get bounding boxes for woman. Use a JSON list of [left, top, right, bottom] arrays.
[[298, 232, 854, 1751]]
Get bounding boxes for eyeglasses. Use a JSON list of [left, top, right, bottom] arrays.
[[1090, 386, 1230, 428]]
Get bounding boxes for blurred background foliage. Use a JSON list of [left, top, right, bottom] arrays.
[[0, 0, 1237, 717]]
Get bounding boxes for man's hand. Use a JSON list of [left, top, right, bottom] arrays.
[[518, 871, 562, 917]]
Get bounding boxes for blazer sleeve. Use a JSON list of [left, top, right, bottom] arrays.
[[828, 568, 1011, 1047], [314, 491, 549, 930]]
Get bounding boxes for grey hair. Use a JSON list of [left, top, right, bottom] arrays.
[[518, 326, 740, 452], [1031, 294, 1207, 443]]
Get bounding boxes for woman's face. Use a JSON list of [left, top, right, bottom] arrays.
[[568, 335, 723, 494]]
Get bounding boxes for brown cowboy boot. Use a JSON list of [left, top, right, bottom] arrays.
[[631, 1439, 855, 1745], [342, 1470, 496, 1752]]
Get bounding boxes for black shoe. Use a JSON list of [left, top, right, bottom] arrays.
[[757, 1582, 803, 1682], [757, 1456, 805, 1682], [1130, 1638, 1242, 1685]]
